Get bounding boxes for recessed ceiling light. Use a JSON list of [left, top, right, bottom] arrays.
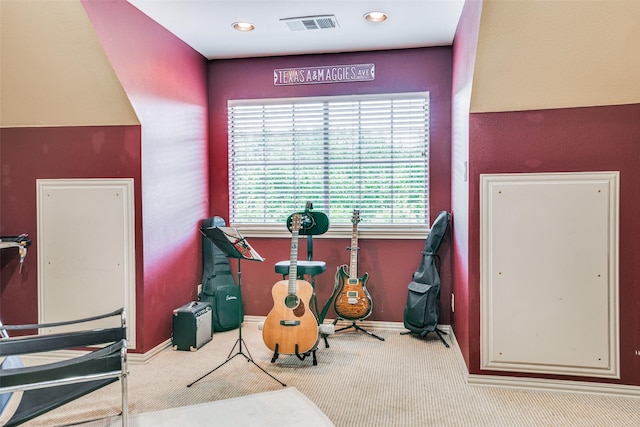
[[232, 21, 255, 31], [364, 11, 388, 23]]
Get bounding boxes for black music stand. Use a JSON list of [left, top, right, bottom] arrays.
[[188, 226, 285, 387]]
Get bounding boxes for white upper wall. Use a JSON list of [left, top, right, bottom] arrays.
[[0, 0, 138, 127], [471, 0, 640, 113]]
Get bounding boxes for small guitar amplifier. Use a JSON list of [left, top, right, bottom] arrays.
[[172, 301, 212, 351]]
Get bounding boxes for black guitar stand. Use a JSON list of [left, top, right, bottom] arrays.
[[333, 318, 385, 341], [433, 328, 450, 347], [400, 328, 450, 348], [188, 227, 285, 388], [270, 342, 318, 366]]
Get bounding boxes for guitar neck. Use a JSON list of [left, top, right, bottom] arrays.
[[349, 223, 358, 280], [288, 230, 299, 294]]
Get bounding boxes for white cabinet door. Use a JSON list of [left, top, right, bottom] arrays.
[[480, 172, 619, 378], [37, 179, 136, 349]]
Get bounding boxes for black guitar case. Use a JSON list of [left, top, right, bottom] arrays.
[[199, 216, 243, 332], [403, 211, 450, 344]]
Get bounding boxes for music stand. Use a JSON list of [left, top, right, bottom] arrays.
[[187, 226, 285, 387]]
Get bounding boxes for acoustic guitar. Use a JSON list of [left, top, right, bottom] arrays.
[[262, 214, 319, 355], [333, 210, 373, 320]]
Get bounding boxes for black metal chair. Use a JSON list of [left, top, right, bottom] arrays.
[[0, 309, 128, 426]]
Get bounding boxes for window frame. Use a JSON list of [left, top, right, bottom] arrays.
[[227, 92, 431, 240]]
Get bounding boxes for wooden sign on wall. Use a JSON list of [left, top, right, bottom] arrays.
[[274, 64, 375, 86]]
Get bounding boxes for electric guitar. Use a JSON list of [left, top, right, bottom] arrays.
[[262, 214, 319, 355], [333, 210, 373, 321]]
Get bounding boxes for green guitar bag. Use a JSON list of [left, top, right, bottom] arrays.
[[199, 216, 243, 332]]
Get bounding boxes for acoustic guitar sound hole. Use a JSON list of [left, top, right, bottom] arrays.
[[284, 294, 299, 309]]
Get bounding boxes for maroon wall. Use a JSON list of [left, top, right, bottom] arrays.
[[82, 0, 210, 352], [0, 0, 209, 352], [0, 126, 142, 328], [467, 104, 640, 386], [208, 48, 453, 322], [451, 0, 483, 370]]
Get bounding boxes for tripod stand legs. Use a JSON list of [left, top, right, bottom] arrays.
[[190, 232, 285, 387], [188, 335, 286, 388], [333, 319, 385, 341]]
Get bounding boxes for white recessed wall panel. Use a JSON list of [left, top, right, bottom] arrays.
[[480, 172, 619, 378], [37, 179, 136, 348]]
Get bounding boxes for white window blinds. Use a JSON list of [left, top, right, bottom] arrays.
[[228, 92, 430, 227]]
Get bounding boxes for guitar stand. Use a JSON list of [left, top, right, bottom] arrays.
[[320, 332, 330, 348], [270, 343, 318, 366], [333, 319, 385, 341], [433, 328, 450, 347], [400, 328, 450, 348]]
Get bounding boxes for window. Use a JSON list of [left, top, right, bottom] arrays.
[[228, 92, 430, 237]]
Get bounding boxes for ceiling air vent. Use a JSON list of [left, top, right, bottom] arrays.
[[281, 15, 339, 31]]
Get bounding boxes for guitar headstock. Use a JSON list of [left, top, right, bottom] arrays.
[[352, 209, 361, 225], [291, 213, 303, 232]]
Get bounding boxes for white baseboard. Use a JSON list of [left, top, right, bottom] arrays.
[[444, 328, 639, 398], [128, 339, 172, 364], [467, 374, 640, 398]]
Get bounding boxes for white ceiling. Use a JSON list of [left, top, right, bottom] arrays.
[[127, 0, 465, 60]]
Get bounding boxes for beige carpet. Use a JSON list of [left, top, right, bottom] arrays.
[[13, 320, 640, 426], [74, 387, 333, 427]]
